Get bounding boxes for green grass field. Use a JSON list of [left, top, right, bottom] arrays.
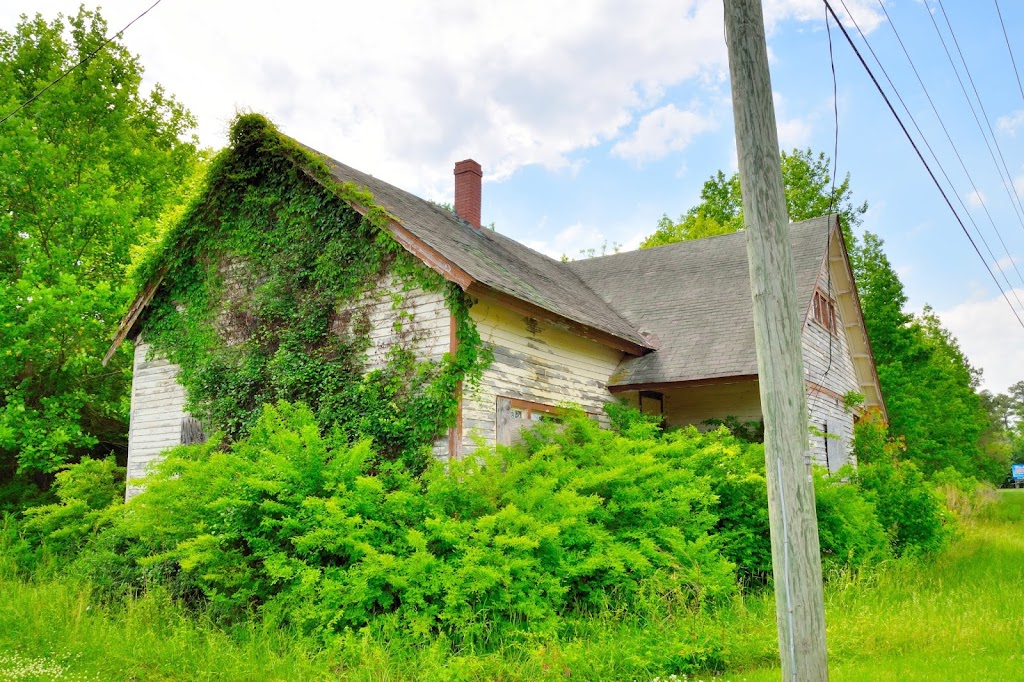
[[1, 490, 1021, 681]]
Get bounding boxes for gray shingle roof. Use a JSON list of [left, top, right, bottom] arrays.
[[567, 216, 834, 387], [313, 151, 654, 350]]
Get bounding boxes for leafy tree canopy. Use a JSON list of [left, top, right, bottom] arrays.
[[640, 149, 867, 248], [0, 8, 201, 486]]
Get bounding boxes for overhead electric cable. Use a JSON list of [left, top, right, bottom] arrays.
[[822, 0, 1024, 331], [0, 0, 164, 126], [994, 0, 1024, 104], [874, 0, 1024, 302], [806, 5, 841, 426], [926, 0, 1024, 233], [837, 0, 1024, 313]]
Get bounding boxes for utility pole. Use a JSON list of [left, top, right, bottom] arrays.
[[723, 1, 829, 680]]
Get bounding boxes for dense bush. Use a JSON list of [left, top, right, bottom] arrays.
[[7, 400, 958, 656], [813, 467, 890, 573], [51, 403, 736, 645], [10, 458, 125, 573], [852, 410, 951, 556]]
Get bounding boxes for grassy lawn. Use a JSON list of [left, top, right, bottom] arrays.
[[739, 489, 1024, 681], [1, 491, 1021, 681]]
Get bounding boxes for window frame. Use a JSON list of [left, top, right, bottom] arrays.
[[811, 287, 838, 336]]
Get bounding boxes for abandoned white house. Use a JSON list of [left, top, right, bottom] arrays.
[[107, 120, 885, 496]]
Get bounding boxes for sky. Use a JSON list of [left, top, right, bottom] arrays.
[[4, 0, 1024, 393]]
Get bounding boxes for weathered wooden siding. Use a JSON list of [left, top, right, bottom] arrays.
[[353, 277, 451, 458], [663, 380, 763, 429], [355, 277, 450, 371], [460, 293, 624, 453], [126, 340, 187, 499], [802, 257, 860, 470]]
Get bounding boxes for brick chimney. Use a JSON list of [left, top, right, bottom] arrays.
[[454, 159, 482, 229]]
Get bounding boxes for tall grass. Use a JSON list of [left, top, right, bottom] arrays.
[[740, 489, 1024, 681], [1, 491, 1021, 681]]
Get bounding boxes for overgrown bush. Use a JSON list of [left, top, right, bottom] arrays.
[[11, 400, 959, 657], [931, 466, 998, 522], [813, 467, 890, 573], [9, 458, 125, 574], [852, 411, 951, 556], [62, 403, 736, 646]]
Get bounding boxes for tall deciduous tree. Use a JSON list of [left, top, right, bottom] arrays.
[[641, 149, 867, 248], [0, 8, 200, 490]]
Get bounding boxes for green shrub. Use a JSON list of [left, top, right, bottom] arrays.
[[851, 411, 951, 556], [930, 466, 997, 522], [813, 467, 890, 573], [655, 426, 772, 586], [14, 457, 124, 573], [72, 402, 737, 646]]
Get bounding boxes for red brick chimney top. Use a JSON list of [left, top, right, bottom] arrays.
[[454, 159, 482, 229]]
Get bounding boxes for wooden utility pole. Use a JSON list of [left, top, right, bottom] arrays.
[[723, 0, 829, 680]]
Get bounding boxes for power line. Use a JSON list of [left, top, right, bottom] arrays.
[[872, 0, 1024, 306], [822, 0, 1024, 331], [994, 0, 1024, 105], [836, 0, 1024, 314], [0, 0, 165, 127], [926, 0, 1024, 235]]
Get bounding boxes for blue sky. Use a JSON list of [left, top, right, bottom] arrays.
[[4, 0, 1024, 391]]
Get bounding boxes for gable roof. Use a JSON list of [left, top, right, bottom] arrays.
[[568, 215, 833, 388], [314, 153, 655, 352]]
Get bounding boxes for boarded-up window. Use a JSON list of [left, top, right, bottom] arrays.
[[496, 397, 563, 446], [180, 416, 206, 445], [824, 417, 847, 471], [812, 288, 837, 335], [639, 390, 664, 417]]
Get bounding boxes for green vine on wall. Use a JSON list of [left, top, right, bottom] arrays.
[[135, 114, 488, 472]]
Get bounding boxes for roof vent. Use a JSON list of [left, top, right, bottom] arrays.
[[454, 159, 482, 229]]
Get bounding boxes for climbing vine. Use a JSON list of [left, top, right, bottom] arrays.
[[136, 114, 488, 472]]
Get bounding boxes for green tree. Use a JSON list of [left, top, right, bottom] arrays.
[[0, 8, 200, 490], [641, 149, 867, 248]]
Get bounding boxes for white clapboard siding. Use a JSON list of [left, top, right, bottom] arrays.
[[353, 277, 450, 372], [803, 256, 860, 468], [350, 277, 451, 459], [126, 341, 188, 498], [461, 294, 624, 453]]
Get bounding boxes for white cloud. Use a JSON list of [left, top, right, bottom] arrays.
[[524, 221, 612, 260], [2, 0, 728, 196], [997, 255, 1019, 273], [764, 0, 885, 33], [2, 0, 883, 199], [611, 104, 717, 163], [967, 190, 987, 208], [939, 290, 1024, 393], [998, 110, 1024, 136], [768, 91, 814, 151]]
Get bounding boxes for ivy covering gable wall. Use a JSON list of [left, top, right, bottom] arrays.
[[131, 114, 488, 473]]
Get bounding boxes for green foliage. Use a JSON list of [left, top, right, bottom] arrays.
[[641, 149, 867, 249], [137, 113, 487, 469], [13, 458, 125, 572], [68, 403, 737, 646], [856, 232, 991, 479], [699, 415, 764, 443], [3, 492, 1023, 681], [0, 8, 200, 480], [813, 467, 890, 573]]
